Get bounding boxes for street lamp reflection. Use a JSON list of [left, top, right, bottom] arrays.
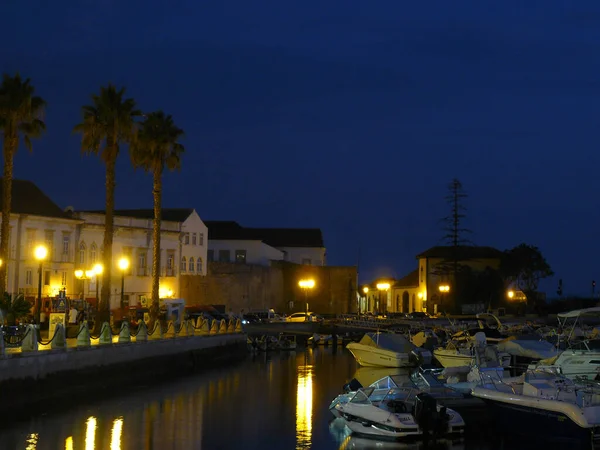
[[110, 417, 123, 450], [25, 433, 38, 450], [65, 436, 73, 450], [86, 416, 97, 450], [296, 365, 314, 449]]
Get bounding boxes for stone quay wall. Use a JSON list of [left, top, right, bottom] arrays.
[[180, 261, 358, 315]]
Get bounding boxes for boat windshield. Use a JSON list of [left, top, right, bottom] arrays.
[[349, 389, 373, 405], [570, 339, 600, 351], [370, 376, 402, 390], [382, 387, 417, 403]]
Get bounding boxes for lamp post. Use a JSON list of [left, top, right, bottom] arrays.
[[93, 263, 103, 305], [118, 257, 129, 310], [376, 282, 390, 315], [74, 268, 95, 303], [298, 279, 315, 315], [362, 286, 369, 315], [34, 245, 48, 325], [438, 284, 450, 314]]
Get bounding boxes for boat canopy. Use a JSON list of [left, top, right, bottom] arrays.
[[359, 332, 416, 353], [557, 307, 600, 319], [497, 338, 559, 360]]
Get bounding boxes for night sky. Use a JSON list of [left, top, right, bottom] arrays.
[[2, 1, 599, 296]]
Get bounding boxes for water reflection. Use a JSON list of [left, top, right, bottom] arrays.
[[85, 416, 96, 450], [65, 436, 73, 450], [110, 418, 123, 450], [296, 363, 314, 449], [25, 433, 38, 450]]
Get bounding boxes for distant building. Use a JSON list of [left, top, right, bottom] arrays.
[[204, 221, 326, 266]]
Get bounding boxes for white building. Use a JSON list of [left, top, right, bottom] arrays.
[[2, 180, 82, 301], [77, 209, 208, 310], [204, 221, 326, 266]]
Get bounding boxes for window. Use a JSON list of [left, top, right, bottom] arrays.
[[167, 254, 174, 269], [183, 233, 190, 245], [181, 257, 187, 272], [62, 234, 70, 255], [191, 233, 197, 245], [138, 250, 147, 270], [207, 250, 214, 262], [218, 250, 230, 262], [79, 242, 86, 264], [61, 271, 67, 286], [302, 258, 312, 265], [26, 229, 36, 254], [25, 269, 32, 285], [235, 250, 247, 264], [197, 257, 203, 274], [189, 257, 195, 272], [44, 230, 53, 258], [167, 251, 175, 276], [90, 243, 97, 263], [43, 270, 50, 286], [199, 233, 204, 246]]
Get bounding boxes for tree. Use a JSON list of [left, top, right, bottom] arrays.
[[130, 111, 184, 323], [0, 74, 46, 292], [0, 292, 32, 326], [73, 85, 140, 328], [500, 243, 554, 308], [441, 178, 472, 247]]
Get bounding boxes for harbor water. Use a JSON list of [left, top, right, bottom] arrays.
[[0, 346, 577, 449]]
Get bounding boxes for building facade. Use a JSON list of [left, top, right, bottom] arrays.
[[204, 221, 326, 266]]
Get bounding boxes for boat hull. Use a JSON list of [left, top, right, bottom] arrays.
[[347, 343, 412, 368], [433, 349, 472, 368]]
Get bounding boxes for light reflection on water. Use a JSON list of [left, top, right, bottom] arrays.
[[0, 347, 560, 449]]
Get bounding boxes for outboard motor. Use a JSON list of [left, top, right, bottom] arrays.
[[413, 393, 449, 437], [343, 378, 362, 394]]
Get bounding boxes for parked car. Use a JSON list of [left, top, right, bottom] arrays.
[[286, 312, 323, 323], [408, 311, 431, 319]]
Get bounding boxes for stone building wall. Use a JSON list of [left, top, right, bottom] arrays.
[[180, 261, 357, 315]]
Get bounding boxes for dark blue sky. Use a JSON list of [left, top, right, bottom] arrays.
[[2, 1, 600, 296]]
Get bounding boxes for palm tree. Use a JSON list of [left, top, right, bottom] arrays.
[[73, 85, 140, 327], [0, 74, 46, 293], [131, 111, 184, 322]]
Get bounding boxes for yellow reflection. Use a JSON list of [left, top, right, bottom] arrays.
[[296, 365, 314, 449], [65, 436, 73, 450], [25, 433, 38, 450], [110, 417, 123, 450], [85, 416, 97, 450]]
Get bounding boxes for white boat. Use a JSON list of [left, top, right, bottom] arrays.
[[347, 332, 432, 368], [335, 386, 465, 440], [472, 369, 600, 444], [530, 307, 600, 379]]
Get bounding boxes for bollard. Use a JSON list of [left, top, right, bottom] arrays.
[[0, 327, 4, 357], [227, 319, 235, 333], [21, 324, 38, 352], [164, 320, 175, 338], [118, 321, 131, 344], [209, 319, 218, 335], [218, 319, 227, 334], [51, 323, 66, 349], [185, 319, 194, 337], [197, 317, 209, 336], [136, 321, 148, 342], [149, 321, 164, 340], [77, 321, 91, 347], [99, 322, 112, 345], [235, 318, 242, 333]]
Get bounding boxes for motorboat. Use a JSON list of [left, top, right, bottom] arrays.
[[335, 386, 465, 440], [529, 307, 600, 379], [308, 333, 343, 346], [278, 334, 297, 350], [471, 369, 600, 445], [433, 332, 510, 369], [347, 332, 432, 368]]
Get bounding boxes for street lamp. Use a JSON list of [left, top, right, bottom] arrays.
[[75, 268, 96, 304], [438, 284, 450, 314], [93, 263, 103, 304], [34, 245, 48, 325], [507, 290, 515, 299], [362, 286, 369, 314], [376, 282, 390, 315], [118, 257, 129, 310], [298, 279, 315, 315]]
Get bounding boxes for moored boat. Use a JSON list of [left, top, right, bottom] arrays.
[[347, 332, 432, 368]]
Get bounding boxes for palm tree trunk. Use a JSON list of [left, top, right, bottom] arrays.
[[150, 167, 162, 323], [97, 151, 116, 329], [0, 134, 15, 294]]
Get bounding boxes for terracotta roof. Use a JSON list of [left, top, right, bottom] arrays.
[[394, 269, 419, 288], [416, 245, 503, 260], [0, 179, 74, 220], [204, 221, 324, 248], [83, 208, 194, 222]]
